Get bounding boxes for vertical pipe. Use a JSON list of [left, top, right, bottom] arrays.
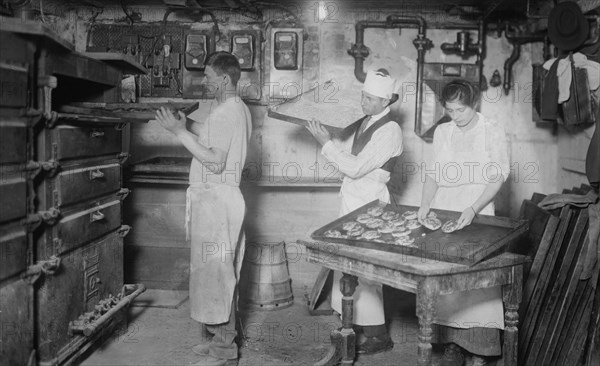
[[349, 16, 430, 137], [503, 43, 520, 95]]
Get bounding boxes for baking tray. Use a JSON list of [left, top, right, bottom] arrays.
[[58, 102, 199, 123], [267, 109, 344, 134], [311, 200, 529, 266], [266, 80, 360, 134], [129, 156, 191, 175]]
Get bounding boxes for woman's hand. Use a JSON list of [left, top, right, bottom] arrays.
[[154, 107, 187, 135], [307, 119, 331, 146], [456, 206, 477, 230], [417, 205, 430, 224]]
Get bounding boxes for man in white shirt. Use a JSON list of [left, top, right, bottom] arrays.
[[307, 69, 403, 355], [154, 51, 252, 366]]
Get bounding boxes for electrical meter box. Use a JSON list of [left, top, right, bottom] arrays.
[[268, 28, 303, 100], [182, 30, 214, 99], [230, 30, 261, 101], [185, 33, 210, 70], [231, 33, 255, 71]]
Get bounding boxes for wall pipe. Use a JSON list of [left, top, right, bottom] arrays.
[[504, 25, 546, 95], [347, 15, 432, 137], [349, 20, 398, 82]]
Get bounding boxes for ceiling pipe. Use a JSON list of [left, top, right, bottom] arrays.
[[348, 21, 397, 82], [504, 24, 545, 95], [347, 15, 432, 137]]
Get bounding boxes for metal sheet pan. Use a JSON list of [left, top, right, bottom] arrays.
[[58, 102, 199, 123], [311, 200, 529, 266]]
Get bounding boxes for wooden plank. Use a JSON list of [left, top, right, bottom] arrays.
[[530, 192, 547, 204], [514, 200, 560, 323], [551, 278, 591, 365], [561, 286, 595, 366], [307, 267, 334, 315], [583, 283, 600, 366], [534, 207, 589, 366], [519, 203, 574, 365], [267, 109, 344, 134]]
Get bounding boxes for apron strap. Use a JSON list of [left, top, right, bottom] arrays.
[[185, 187, 192, 241]]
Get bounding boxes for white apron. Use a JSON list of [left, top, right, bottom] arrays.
[[331, 171, 390, 325], [186, 183, 246, 324], [431, 122, 504, 330]]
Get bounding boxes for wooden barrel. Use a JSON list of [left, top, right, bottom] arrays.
[[240, 241, 294, 310]]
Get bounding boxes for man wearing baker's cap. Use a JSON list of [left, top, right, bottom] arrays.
[[307, 69, 403, 354]]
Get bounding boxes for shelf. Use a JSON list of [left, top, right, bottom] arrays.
[[0, 16, 74, 51], [127, 157, 342, 187], [83, 52, 148, 75]]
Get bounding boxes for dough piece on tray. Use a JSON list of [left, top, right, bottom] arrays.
[[360, 230, 381, 240], [342, 221, 361, 231], [442, 220, 459, 233], [391, 227, 411, 237], [395, 236, 416, 246], [402, 210, 418, 220], [367, 206, 384, 217], [348, 226, 365, 237], [381, 210, 399, 221], [366, 218, 385, 229], [389, 217, 406, 227], [324, 229, 342, 238], [357, 214, 373, 224], [422, 217, 442, 231], [406, 219, 422, 230], [378, 222, 396, 234]]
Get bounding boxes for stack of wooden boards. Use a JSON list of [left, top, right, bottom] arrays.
[[511, 185, 599, 366]]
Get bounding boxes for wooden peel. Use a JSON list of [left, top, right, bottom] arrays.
[[267, 80, 347, 134]]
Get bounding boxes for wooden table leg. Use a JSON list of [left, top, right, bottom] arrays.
[[416, 278, 438, 366], [503, 265, 523, 366], [315, 273, 358, 366]]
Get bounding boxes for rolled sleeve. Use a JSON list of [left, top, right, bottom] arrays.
[[321, 123, 403, 179]]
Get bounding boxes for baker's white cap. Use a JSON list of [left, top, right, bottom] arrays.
[[362, 69, 396, 99]]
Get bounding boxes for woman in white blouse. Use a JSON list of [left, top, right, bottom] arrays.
[[418, 79, 510, 366]]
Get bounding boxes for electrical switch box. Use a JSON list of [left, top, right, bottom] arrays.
[[147, 35, 181, 92], [268, 28, 303, 100], [122, 34, 140, 58]]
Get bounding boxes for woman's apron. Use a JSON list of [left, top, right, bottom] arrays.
[[186, 182, 246, 324], [331, 170, 391, 325], [431, 123, 504, 330]]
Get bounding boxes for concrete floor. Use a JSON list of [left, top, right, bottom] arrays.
[[81, 287, 488, 366]]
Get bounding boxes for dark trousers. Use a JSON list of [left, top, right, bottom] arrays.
[[203, 297, 238, 360]]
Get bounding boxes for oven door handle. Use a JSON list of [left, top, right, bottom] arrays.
[[90, 210, 105, 223], [89, 169, 105, 180]]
